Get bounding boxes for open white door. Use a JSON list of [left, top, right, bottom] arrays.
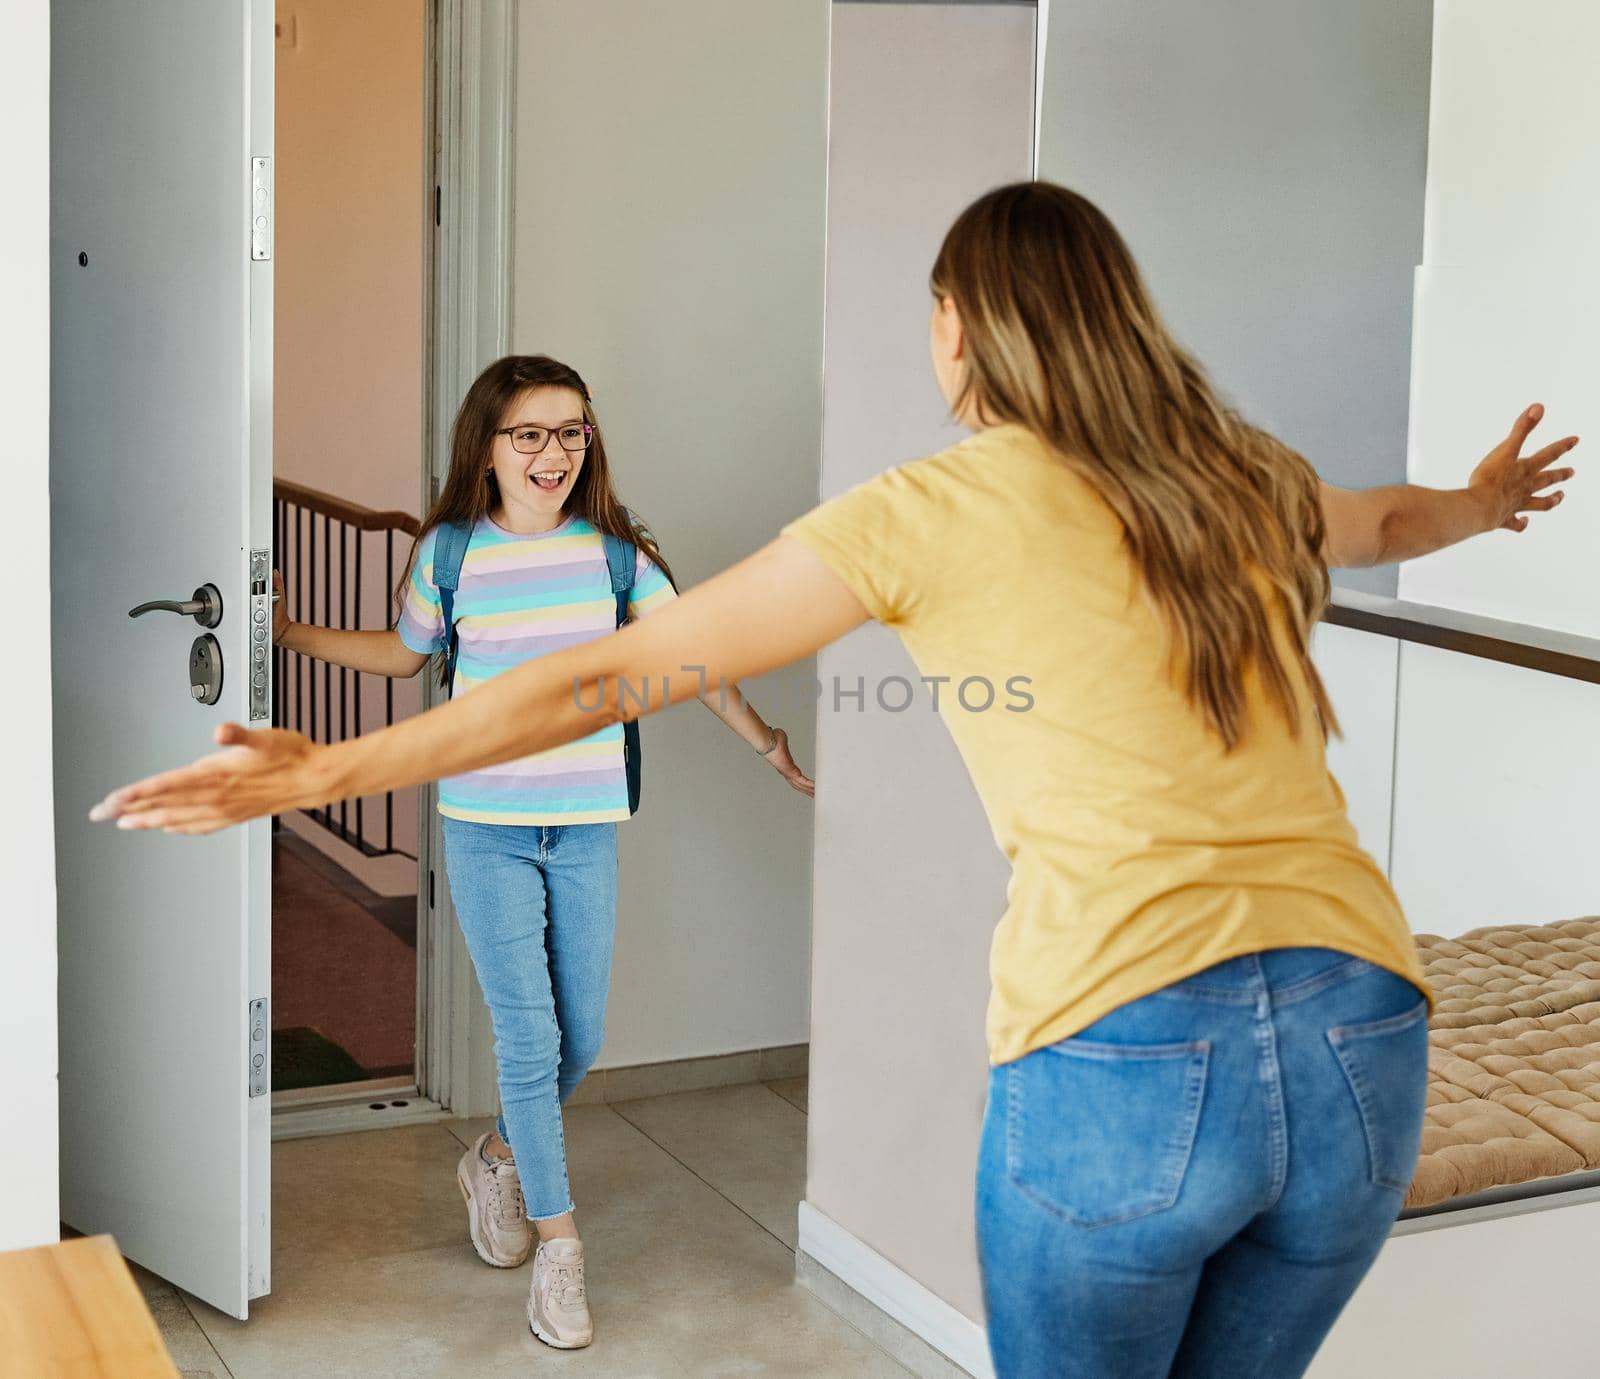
[[50, 0, 273, 1318]]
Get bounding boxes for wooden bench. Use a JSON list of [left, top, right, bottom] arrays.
[[0, 1235, 177, 1378]]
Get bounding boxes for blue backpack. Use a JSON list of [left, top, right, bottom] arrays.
[[431, 515, 643, 816]]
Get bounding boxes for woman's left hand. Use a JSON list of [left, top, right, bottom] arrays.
[[763, 727, 815, 797], [90, 724, 328, 835], [1467, 402, 1579, 533]]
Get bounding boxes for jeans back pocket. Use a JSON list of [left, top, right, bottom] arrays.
[[1326, 997, 1429, 1192], [1005, 1037, 1210, 1228]]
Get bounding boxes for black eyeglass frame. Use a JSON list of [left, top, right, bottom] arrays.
[[494, 421, 594, 454]]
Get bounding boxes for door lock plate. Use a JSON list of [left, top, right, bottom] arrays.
[[250, 157, 273, 261], [249, 998, 268, 1097], [249, 549, 271, 721]]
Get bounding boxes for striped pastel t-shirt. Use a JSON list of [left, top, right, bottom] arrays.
[[397, 511, 676, 825]]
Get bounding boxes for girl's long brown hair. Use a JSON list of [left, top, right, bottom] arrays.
[[396, 355, 678, 681], [931, 182, 1336, 749]]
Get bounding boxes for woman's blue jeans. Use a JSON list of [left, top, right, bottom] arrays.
[[442, 818, 618, 1220], [977, 947, 1429, 1379]]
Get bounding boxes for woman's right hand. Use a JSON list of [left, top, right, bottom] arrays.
[[91, 722, 333, 835], [271, 569, 292, 646]]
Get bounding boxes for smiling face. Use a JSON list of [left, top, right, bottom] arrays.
[[488, 385, 591, 532]]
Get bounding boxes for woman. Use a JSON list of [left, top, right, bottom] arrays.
[[97, 183, 1577, 1377]]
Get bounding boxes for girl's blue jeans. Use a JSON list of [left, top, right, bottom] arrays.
[[977, 947, 1429, 1379], [441, 817, 618, 1221]]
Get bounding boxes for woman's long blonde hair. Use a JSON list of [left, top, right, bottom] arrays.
[[931, 182, 1336, 749]]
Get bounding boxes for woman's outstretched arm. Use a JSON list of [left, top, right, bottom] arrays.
[[1320, 403, 1577, 568], [93, 536, 865, 834]]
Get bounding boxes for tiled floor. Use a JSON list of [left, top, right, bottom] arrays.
[[135, 1077, 912, 1379]]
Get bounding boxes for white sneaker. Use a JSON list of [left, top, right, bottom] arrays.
[[456, 1132, 532, 1268], [527, 1237, 593, 1349]]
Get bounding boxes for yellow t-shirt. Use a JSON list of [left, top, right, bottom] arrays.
[[780, 423, 1430, 1066]]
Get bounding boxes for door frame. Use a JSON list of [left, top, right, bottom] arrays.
[[417, 0, 515, 1119], [269, 0, 511, 1134]]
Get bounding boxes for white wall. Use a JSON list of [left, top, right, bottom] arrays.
[[805, 0, 1035, 1328], [1417, 0, 1600, 271], [1313, 616, 1600, 942], [274, 0, 426, 519], [1389, 645, 1600, 936], [1380, 1, 1600, 938], [1314, 622, 1399, 870], [0, 0, 60, 1254], [508, 0, 828, 1067], [1402, 267, 1599, 636], [1036, 0, 1433, 598], [1308, 1198, 1600, 1378], [1399, 0, 1600, 634]]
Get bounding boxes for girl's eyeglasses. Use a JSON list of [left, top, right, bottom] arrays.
[[496, 422, 593, 454]]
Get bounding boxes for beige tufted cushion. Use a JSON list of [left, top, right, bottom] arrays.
[[1406, 918, 1600, 1209]]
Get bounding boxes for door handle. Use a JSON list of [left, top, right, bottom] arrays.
[[129, 583, 223, 629]]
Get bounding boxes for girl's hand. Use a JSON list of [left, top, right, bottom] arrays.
[[1468, 403, 1579, 534], [271, 569, 292, 645], [763, 727, 815, 797], [89, 724, 329, 835]]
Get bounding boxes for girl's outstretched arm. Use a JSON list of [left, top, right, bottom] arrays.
[[272, 570, 432, 679], [93, 537, 865, 834], [689, 684, 815, 795]]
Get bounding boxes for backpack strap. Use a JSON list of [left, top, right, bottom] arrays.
[[431, 520, 473, 694], [601, 526, 637, 618], [601, 513, 643, 814]]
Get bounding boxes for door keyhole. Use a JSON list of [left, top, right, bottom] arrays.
[[189, 633, 224, 706]]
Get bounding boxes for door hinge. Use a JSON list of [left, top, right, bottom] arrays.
[[434, 184, 442, 227], [428, 869, 436, 909], [251, 157, 273, 261], [248, 998, 269, 1097]]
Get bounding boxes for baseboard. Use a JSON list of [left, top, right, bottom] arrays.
[[797, 1201, 993, 1379], [568, 1043, 809, 1106]]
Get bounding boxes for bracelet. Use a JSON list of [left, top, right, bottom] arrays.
[[756, 726, 779, 756]]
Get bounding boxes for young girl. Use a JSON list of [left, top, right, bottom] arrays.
[[267, 354, 812, 1349], [102, 186, 1575, 1377]]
